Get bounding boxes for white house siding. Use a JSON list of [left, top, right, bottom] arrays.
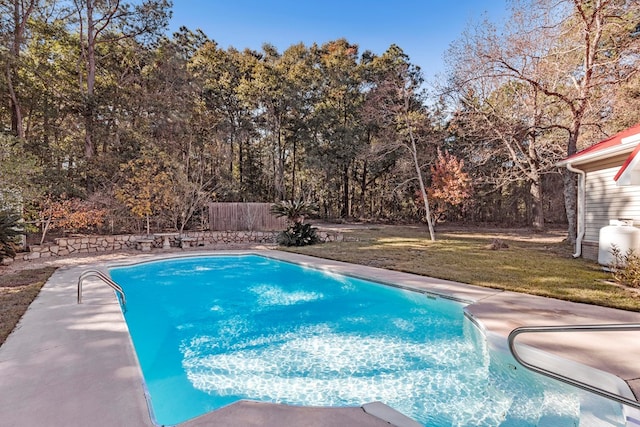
[[581, 154, 640, 260]]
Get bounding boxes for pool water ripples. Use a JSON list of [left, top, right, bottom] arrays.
[[109, 255, 625, 426]]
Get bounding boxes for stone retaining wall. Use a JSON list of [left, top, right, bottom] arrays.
[[17, 229, 343, 261]]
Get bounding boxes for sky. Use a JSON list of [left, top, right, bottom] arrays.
[[167, 0, 510, 83]]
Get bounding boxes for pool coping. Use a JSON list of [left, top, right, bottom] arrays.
[[2, 249, 640, 426]]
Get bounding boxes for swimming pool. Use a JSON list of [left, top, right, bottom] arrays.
[[109, 254, 625, 426]]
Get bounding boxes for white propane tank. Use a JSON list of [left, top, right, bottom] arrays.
[[598, 219, 640, 265]]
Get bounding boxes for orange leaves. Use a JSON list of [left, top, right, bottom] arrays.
[[428, 150, 473, 206], [39, 197, 106, 232], [415, 150, 473, 222]]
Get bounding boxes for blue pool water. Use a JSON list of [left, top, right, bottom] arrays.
[[109, 255, 625, 426]]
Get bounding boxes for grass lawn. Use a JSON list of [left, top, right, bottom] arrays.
[[0, 267, 57, 344], [283, 224, 640, 312]]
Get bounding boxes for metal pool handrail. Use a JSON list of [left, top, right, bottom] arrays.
[[508, 324, 640, 410], [77, 269, 126, 308]]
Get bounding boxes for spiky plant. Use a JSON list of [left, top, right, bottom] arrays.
[[276, 223, 320, 247], [270, 199, 318, 225]]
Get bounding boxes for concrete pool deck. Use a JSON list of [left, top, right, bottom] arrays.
[[2, 248, 640, 426]]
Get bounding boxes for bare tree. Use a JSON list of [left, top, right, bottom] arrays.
[[446, 0, 640, 239], [447, 78, 565, 230]]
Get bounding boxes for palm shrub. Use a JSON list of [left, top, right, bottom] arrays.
[[0, 209, 22, 261], [276, 223, 320, 247], [271, 200, 320, 246]]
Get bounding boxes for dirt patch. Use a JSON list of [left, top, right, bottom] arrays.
[[0, 268, 56, 287]]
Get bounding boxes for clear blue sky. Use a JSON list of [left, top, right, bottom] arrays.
[[168, 0, 509, 82]]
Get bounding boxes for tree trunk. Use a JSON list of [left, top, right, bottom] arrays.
[[229, 132, 234, 177], [275, 121, 285, 200], [291, 138, 296, 200], [84, 99, 95, 159], [407, 125, 435, 241], [563, 127, 580, 243], [6, 64, 24, 138], [239, 132, 244, 185], [341, 164, 350, 218], [6, 0, 35, 139], [84, 0, 96, 159], [40, 217, 52, 245], [530, 176, 545, 231], [360, 160, 367, 217]]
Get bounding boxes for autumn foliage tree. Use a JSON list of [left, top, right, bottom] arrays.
[[37, 197, 106, 244], [115, 149, 212, 234], [115, 151, 176, 235], [425, 150, 473, 224]]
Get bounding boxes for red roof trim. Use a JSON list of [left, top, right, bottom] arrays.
[[564, 122, 640, 161], [614, 143, 640, 181]]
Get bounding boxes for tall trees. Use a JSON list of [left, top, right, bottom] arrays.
[[535, 0, 639, 239], [127, 29, 215, 231], [446, 79, 563, 230], [191, 40, 254, 195], [7, 0, 640, 232], [312, 39, 365, 218], [4, 1, 453, 228], [241, 44, 293, 200], [71, 0, 170, 159], [237, 42, 320, 202], [1, 0, 38, 138], [276, 43, 318, 201]]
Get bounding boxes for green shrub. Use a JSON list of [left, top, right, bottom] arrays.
[[276, 223, 320, 247], [0, 210, 22, 261], [609, 245, 640, 288]]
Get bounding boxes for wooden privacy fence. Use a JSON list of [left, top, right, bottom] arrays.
[[208, 202, 287, 231]]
